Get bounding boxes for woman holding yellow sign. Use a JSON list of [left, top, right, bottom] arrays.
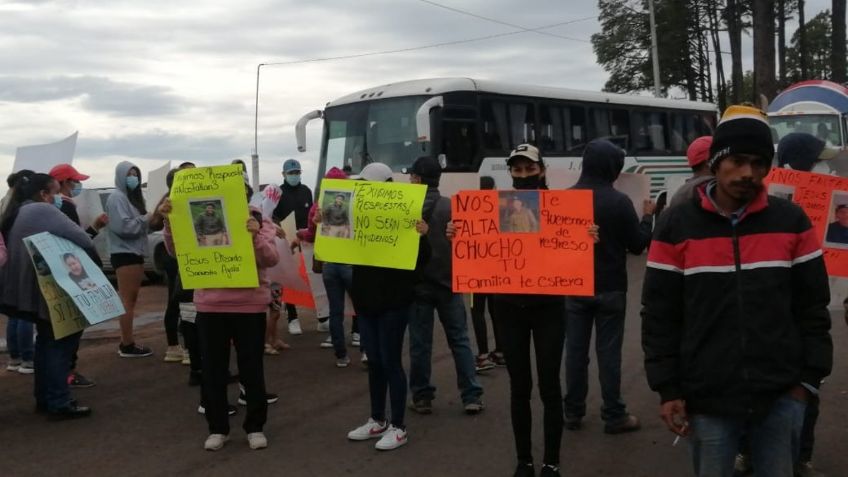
[[160, 186, 279, 452]]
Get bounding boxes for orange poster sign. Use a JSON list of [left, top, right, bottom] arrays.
[[765, 169, 848, 277], [451, 190, 594, 296]]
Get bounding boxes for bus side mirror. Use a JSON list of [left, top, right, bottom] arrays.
[[295, 110, 324, 152], [416, 96, 444, 143]]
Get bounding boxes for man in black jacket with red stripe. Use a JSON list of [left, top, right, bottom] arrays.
[[641, 105, 832, 477]]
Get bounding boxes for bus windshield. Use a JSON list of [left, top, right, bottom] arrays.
[[770, 114, 844, 146], [321, 96, 429, 174]]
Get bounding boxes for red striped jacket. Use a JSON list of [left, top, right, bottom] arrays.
[[641, 184, 832, 418]]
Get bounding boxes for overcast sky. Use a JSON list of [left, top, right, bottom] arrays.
[[0, 0, 836, 191]]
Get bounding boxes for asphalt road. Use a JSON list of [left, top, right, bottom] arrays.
[[1, 257, 845, 477]]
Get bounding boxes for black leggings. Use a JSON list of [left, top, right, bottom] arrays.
[[471, 293, 501, 356], [496, 299, 565, 466], [163, 256, 180, 346]]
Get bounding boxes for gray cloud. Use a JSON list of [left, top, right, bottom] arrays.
[[0, 75, 186, 116], [76, 130, 244, 161]]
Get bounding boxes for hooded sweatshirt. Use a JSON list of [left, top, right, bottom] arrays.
[[104, 161, 149, 257], [572, 140, 652, 294]]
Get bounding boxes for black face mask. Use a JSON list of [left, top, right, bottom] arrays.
[[512, 174, 542, 190]]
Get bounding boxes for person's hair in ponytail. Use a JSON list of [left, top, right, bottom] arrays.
[[1, 173, 56, 239]]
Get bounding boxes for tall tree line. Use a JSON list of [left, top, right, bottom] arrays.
[[592, 0, 848, 110]]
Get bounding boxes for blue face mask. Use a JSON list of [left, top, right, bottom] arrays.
[[126, 176, 140, 190], [70, 183, 83, 197], [53, 195, 63, 209], [285, 174, 301, 187]]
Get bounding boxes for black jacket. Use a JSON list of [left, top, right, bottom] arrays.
[[272, 182, 313, 228], [418, 187, 452, 291], [571, 140, 652, 293], [641, 184, 832, 419], [352, 236, 431, 315]]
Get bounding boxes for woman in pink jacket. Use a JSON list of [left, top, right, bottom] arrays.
[[159, 196, 279, 452]]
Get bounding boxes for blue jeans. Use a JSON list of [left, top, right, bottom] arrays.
[[564, 292, 628, 422], [322, 262, 353, 359], [6, 317, 34, 361], [409, 284, 482, 405], [34, 320, 82, 411], [358, 306, 410, 428], [689, 396, 807, 477]]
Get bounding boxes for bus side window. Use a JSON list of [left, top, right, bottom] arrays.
[[670, 112, 702, 154], [509, 102, 535, 146], [632, 110, 669, 154], [588, 107, 629, 150], [540, 104, 565, 153], [441, 120, 477, 171], [481, 99, 510, 152], [567, 105, 587, 154]]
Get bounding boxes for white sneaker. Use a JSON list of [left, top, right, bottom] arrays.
[[6, 359, 22, 372], [375, 425, 408, 451], [288, 319, 303, 335], [247, 432, 268, 450], [17, 361, 34, 374], [320, 336, 333, 349], [351, 332, 361, 347], [347, 418, 388, 441], [316, 319, 330, 332], [204, 433, 228, 451]]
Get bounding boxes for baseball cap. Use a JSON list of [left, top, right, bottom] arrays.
[[49, 164, 89, 182], [283, 159, 302, 174], [353, 162, 393, 182], [507, 144, 542, 165], [402, 156, 442, 178], [777, 132, 840, 170], [686, 136, 713, 167]]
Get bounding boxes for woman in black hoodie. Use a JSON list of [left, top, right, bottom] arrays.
[[345, 162, 431, 452], [449, 145, 597, 477]]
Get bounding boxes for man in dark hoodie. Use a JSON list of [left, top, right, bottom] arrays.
[[405, 156, 484, 416], [564, 139, 654, 434], [272, 158, 315, 335]]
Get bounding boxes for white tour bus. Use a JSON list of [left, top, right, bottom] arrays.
[[296, 78, 717, 203]]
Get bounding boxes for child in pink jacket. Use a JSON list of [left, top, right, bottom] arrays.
[[160, 198, 279, 452]]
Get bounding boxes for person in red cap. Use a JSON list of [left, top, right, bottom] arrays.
[[49, 164, 108, 237], [667, 136, 713, 210], [49, 163, 108, 389]]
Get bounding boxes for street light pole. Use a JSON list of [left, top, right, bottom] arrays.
[[251, 63, 264, 192], [648, 0, 662, 97]]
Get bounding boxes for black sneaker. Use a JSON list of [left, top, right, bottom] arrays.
[[513, 462, 534, 477], [237, 390, 279, 406], [564, 415, 583, 430], [118, 343, 153, 358], [68, 372, 96, 388], [463, 400, 485, 415], [540, 464, 561, 477], [409, 398, 433, 415], [197, 404, 237, 416], [48, 404, 92, 421]]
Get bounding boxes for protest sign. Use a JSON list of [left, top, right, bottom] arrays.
[[765, 169, 848, 277], [14, 131, 77, 173], [547, 170, 650, 216], [24, 232, 124, 339], [268, 237, 315, 309], [169, 164, 258, 289], [452, 190, 595, 296], [314, 179, 427, 270]]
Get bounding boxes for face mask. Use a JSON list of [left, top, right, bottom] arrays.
[[512, 174, 542, 190], [70, 183, 83, 197], [53, 195, 63, 209], [126, 176, 140, 190], [285, 174, 301, 187]]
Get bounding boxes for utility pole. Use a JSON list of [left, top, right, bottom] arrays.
[[252, 63, 263, 192], [648, 0, 662, 97]]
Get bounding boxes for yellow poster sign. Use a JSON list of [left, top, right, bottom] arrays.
[[314, 179, 426, 270], [169, 164, 258, 289], [23, 238, 88, 339]]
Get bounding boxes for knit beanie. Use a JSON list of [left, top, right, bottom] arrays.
[[708, 105, 774, 172]]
